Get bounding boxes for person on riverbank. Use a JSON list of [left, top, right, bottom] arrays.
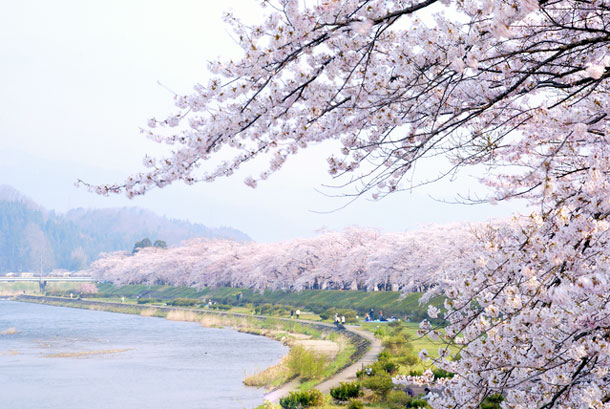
[[334, 313, 340, 326], [295, 309, 300, 319], [341, 315, 345, 325]]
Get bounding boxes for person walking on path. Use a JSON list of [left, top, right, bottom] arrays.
[[341, 315, 345, 325], [295, 309, 300, 319]]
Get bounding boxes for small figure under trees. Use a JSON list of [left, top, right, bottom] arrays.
[[84, 1, 609, 408]]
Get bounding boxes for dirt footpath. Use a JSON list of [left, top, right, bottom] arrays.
[[264, 325, 382, 402]]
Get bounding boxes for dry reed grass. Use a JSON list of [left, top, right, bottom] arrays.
[[199, 314, 231, 328], [1, 327, 18, 335], [244, 341, 332, 387], [293, 339, 339, 359], [43, 348, 131, 358], [140, 308, 158, 317], [243, 354, 292, 387], [2, 350, 21, 356], [166, 310, 201, 322]]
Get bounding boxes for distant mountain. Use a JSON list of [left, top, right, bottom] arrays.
[[0, 186, 250, 273], [0, 185, 42, 212], [64, 207, 250, 247]]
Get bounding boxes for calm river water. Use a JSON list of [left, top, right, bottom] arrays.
[[0, 300, 287, 409]]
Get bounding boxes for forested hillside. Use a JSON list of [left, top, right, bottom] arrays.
[[0, 185, 250, 273]]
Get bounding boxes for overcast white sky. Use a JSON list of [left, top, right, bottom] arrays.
[[0, 0, 527, 242]]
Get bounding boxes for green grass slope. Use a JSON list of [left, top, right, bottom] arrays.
[[95, 283, 443, 321]]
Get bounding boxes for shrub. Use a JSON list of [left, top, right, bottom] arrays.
[[279, 389, 324, 409], [330, 381, 361, 401], [166, 298, 199, 307], [432, 368, 454, 379], [407, 398, 429, 408], [386, 390, 411, 409], [373, 327, 387, 337], [377, 360, 398, 375], [369, 359, 397, 376], [383, 333, 409, 348], [286, 345, 327, 380], [361, 373, 394, 397], [347, 399, 364, 409], [209, 303, 231, 310], [254, 401, 275, 409], [254, 303, 292, 316], [383, 333, 412, 355], [137, 298, 160, 304], [356, 366, 375, 377], [319, 308, 358, 323], [254, 303, 272, 315], [394, 352, 419, 366], [408, 369, 423, 376]]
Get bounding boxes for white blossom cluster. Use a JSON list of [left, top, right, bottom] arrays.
[[416, 207, 610, 408], [81, 0, 608, 202]]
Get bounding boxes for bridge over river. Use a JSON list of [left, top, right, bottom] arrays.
[[0, 276, 96, 292], [0, 277, 96, 282]]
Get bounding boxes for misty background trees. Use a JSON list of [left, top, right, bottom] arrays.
[[0, 185, 249, 273]]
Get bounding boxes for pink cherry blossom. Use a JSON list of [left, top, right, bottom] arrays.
[[84, 1, 610, 407]]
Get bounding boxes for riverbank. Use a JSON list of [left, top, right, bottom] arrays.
[[13, 294, 371, 400], [1, 299, 282, 409]]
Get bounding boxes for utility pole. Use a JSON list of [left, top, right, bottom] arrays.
[[38, 255, 46, 294]]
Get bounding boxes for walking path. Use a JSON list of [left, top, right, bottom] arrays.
[[264, 325, 383, 403]]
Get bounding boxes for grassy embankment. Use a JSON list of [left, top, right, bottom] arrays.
[[91, 283, 443, 322], [0, 281, 81, 296], [87, 283, 447, 357], [2, 281, 443, 324]]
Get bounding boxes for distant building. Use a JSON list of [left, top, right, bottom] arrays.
[[21, 272, 35, 278], [50, 269, 72, 277]]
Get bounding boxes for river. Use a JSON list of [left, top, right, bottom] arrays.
[[0, 300, 287, 409]]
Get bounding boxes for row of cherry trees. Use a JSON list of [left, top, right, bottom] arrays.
[[91, 223, 477, 292], [82, 0, 609, 407]]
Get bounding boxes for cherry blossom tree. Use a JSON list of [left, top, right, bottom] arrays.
[[90, 226, 467, 291], [78, 282, 99, 295], [83, 0, 609, 407]]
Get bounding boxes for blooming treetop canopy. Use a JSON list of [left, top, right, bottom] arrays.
[[82, 0, 610, 408], [80, 0, 608, 202], [90, 224, 478, 290]]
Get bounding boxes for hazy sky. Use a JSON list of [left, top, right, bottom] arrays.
[[0, 0, 527, 242]]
